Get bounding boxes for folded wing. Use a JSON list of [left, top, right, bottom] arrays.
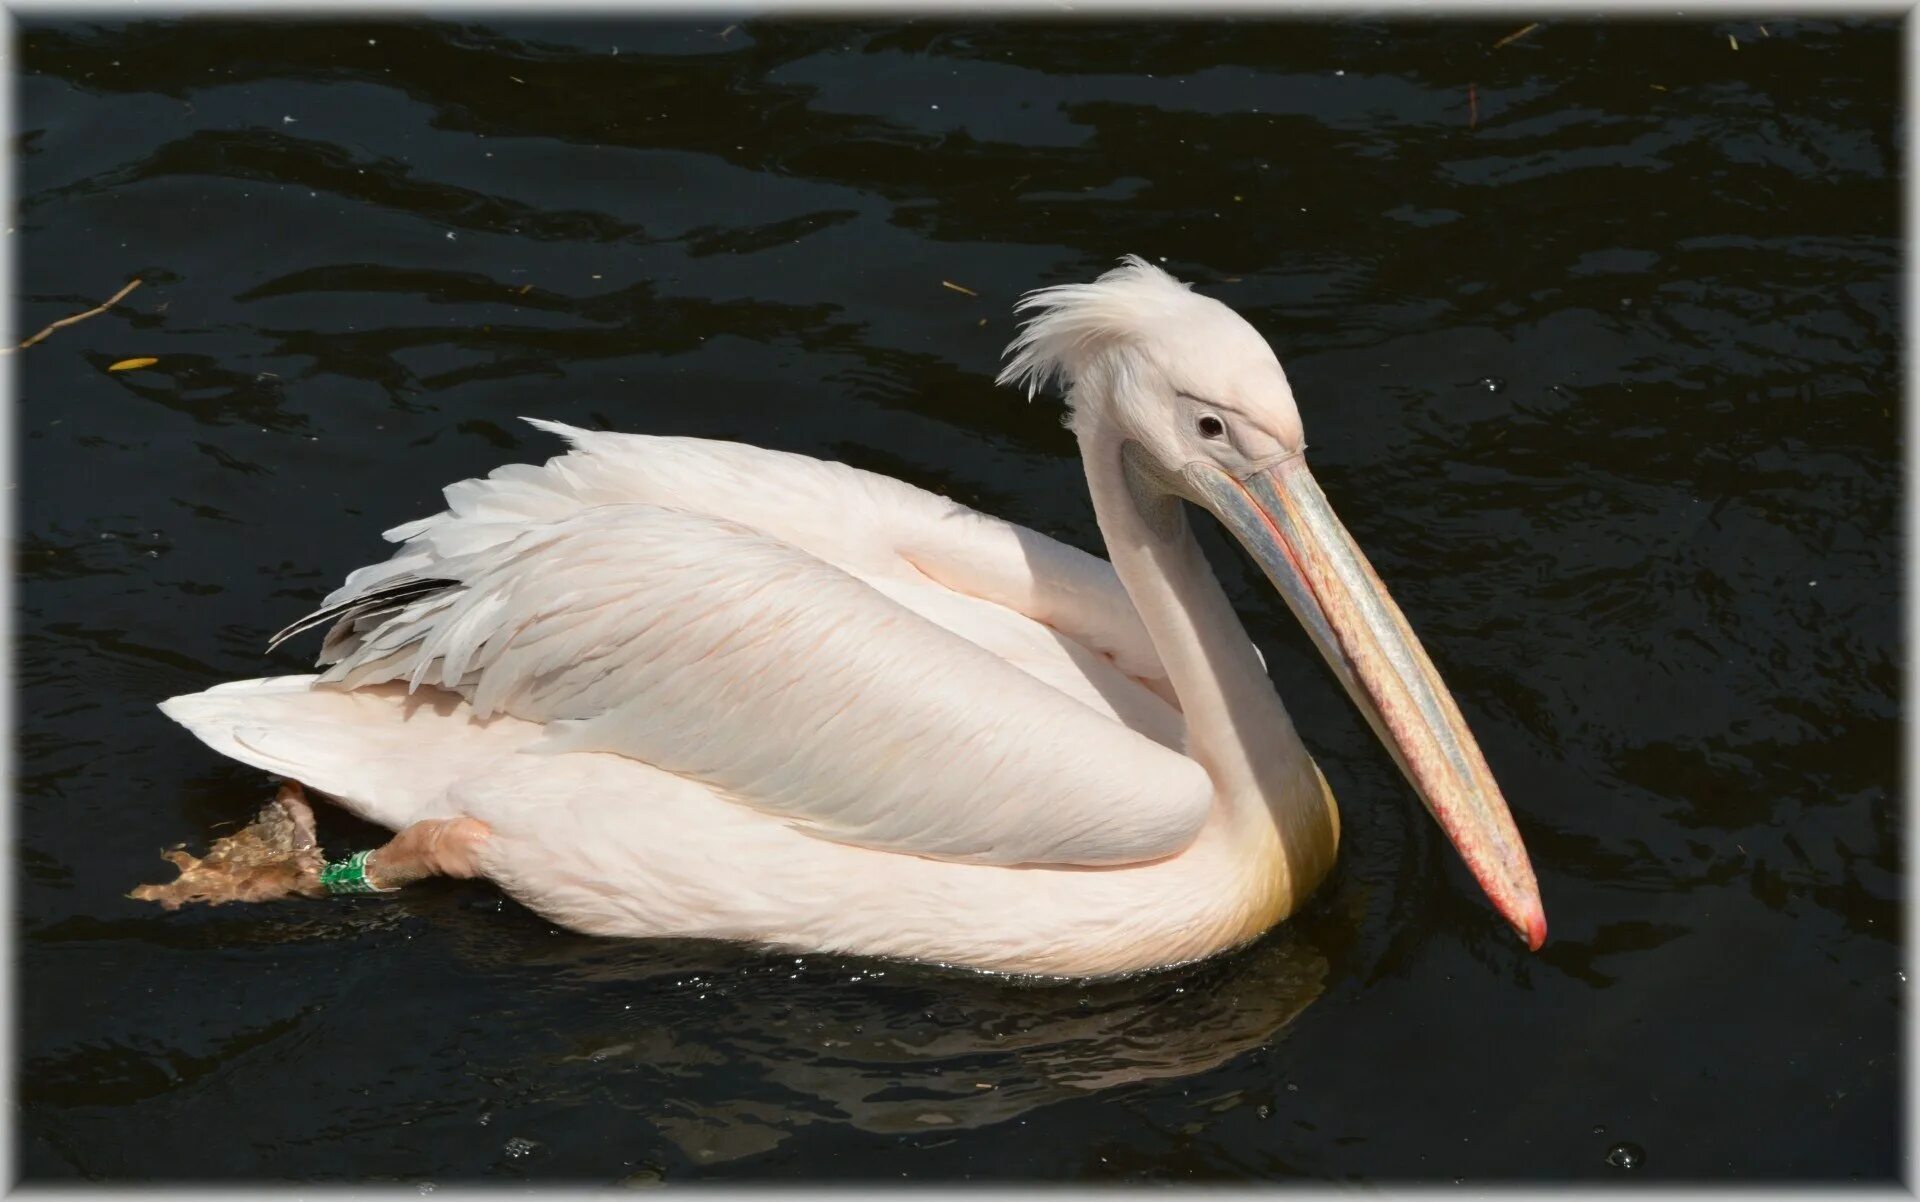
[[299, 425, 1213, 867]]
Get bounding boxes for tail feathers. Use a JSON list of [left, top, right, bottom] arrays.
[[159, 676, 543, 830]]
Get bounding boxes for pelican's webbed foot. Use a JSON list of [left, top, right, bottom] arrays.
[[130, 781, 328, 909]]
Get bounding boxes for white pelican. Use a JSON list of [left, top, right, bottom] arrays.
[[139, 256, 1545, 976]]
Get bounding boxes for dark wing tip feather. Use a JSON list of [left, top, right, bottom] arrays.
[[266, 578, 460, 654]]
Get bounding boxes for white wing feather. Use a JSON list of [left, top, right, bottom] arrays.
[[306, 423, 1211, 867]]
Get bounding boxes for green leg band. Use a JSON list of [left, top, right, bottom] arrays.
[[321, 849, 398, 896]]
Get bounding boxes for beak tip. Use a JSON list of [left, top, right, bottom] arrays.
[[1517, 902, 1548, 951]]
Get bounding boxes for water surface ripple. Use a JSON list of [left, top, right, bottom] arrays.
[[14, 16, 1899, 1183]]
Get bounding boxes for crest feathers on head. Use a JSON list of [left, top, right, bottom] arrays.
[[995, 255, 1193, 401]]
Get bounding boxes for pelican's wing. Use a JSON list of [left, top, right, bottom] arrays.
[[302, 430, 1211, 868], [323, 421, 1169, 695]]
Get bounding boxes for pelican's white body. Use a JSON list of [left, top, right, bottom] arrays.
[[155, 256, 1542, 977], [164, 422, 1328, 976]]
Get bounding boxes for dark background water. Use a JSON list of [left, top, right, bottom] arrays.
[[12, 12, 1902, 1184]]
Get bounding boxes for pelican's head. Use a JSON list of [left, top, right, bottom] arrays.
[[998, 256, 1547, 951], [997, 254, 1307, 473]]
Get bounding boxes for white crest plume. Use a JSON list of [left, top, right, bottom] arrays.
[[995, 255, 1194, 403]]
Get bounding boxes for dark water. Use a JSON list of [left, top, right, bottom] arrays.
[[14, 14, 1901, 1184]]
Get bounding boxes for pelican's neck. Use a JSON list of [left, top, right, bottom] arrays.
[[1078, 421, 1332, 852]]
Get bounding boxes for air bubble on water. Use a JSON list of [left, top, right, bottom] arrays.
[[1605, 1141, 1645, 1169], [503, 1136, 542, 1159], [1255, 1104, 1272, 1119], [1477, 376, 1506, 394]]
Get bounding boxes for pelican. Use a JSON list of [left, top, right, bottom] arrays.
[[140, 256, 1545, 976]]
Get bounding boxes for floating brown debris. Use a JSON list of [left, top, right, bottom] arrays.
[[4, 278, 142, 355], [1492, 23, 1540, 50]]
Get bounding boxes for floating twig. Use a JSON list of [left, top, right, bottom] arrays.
[[941, 280, 979, 297], [1492, 23, 1540, 50], [2, 278, 142, 355], [1468, 81, 1479, 129]]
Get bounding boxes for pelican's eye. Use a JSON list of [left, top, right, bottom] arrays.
[[1196, 414, 1226, 439]]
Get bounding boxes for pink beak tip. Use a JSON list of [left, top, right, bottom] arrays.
[[1517, 903, 1548, 951]]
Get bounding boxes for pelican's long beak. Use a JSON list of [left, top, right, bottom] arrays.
[[1189, 454, 1547, 950]]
